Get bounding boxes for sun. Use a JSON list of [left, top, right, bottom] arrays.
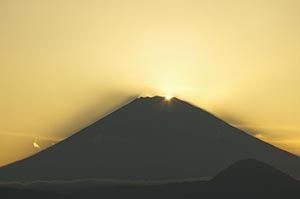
[[164, 95, 173, 100]]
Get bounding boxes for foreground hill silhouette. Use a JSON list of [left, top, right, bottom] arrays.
[[207, 159, 300, 198], [0, 96, 300, 182], [69, 159, 300, 199], [0, 186, 63, 199], [1, 159, 300, 199]]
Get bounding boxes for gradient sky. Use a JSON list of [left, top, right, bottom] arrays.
[[1, 0, 300, 166]]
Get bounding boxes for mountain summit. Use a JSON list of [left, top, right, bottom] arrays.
[[0, 96, 300, 182]]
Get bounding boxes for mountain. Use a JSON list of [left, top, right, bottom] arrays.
[[2, 159, 299, 199], [54, 159, 300, 199], [0, 96, 300, 182], [207, 159, 300, 198]]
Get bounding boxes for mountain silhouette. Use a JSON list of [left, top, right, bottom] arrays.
[[65, 159, 300, 199], [0, 96, 300, 182], [2, 159, 299, 199], [207, 159, 300, 198]]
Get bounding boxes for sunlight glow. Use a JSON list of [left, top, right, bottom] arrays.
[[1, 0, 300, 166], [164, 95, 173, 100]]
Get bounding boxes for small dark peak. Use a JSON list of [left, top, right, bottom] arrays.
[[210, 158, 299, 190], [227, 158, 269, 169], [212, 158, 285, 178]]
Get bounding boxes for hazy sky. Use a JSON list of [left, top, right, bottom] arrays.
[[1, 0, 300, 166]]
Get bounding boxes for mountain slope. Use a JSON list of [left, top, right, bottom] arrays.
[[0, 96, 300, 182]]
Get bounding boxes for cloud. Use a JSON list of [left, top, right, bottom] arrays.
[[254, 133, 300, 155]]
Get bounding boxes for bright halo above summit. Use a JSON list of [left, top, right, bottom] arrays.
[[164, 95, 173, 100]]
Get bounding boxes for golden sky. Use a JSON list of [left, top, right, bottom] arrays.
[[1, 0, 300, 166]]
